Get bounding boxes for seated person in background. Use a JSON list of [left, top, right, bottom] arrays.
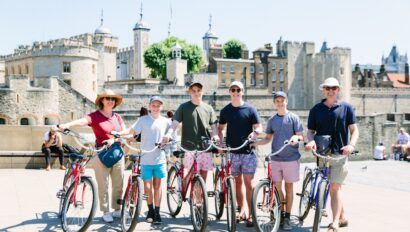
[[41, 126, 66, 171], [390, 127, 410, 158], [373, 142, 387, 160]]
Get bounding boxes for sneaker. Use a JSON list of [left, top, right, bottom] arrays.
[[59, 165, 67, 170], [112, 210, 121, 218], [282, 217, 292, 231], [153, 213, 162, 225], [102, 212, 114, 223], [146, 210, 155, 223]]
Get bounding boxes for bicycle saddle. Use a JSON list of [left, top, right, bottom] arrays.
[[69, 153, 85, 161]]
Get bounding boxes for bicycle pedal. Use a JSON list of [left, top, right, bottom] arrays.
[[56, 190, 65, 199], [321, 210, 328, 217], [207, 191, 215, 197]]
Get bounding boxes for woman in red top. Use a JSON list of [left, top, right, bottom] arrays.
[[60, 89, 126, 223]]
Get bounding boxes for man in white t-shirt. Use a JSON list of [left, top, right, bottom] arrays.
[[373, 142, 387, 160], [41, 126, 65, 171]]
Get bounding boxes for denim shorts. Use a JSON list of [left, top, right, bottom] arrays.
[[141, 163, 167, 181], [231, 152, 257, 176]]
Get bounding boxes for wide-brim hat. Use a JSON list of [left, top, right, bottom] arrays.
[[95, 89, 123, 107], [319, 77, 340, 90]]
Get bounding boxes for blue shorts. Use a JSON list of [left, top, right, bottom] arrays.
[[141, 163, 167, 181], [231, 152, 257, 176]]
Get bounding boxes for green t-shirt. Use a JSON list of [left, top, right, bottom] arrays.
[[173, 101, 217, 150]]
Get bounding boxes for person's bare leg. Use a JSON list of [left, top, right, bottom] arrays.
[[243, 174, 255, 218], [235, 175, 245, 217], [329, 183, 343, 228]]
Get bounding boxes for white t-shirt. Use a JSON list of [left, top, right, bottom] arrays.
[[373, 145, 385, 160], [44, 132, 60, 146]]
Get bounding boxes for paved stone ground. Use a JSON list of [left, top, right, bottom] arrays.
[[0, 160, 409, 232]]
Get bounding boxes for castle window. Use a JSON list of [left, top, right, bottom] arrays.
[[386, 114, 395, 122], [250, 77, 256, 86], [11, 67, 15, 74], [221, 64, 226, 73], [259, 66, 264, 73], [63, 62, 71, 73], [0, 118, 5, 125], [20, 118, 29, 125], [272, 63, 276, 70], [405, 114, 410, 121], [272, 73, 277, 82], [221, 74, 226, 86], [340, 67, 344, 75], [5, 68, 8, 76], [93, 81, 96, 91], [18, 66, 22, 74], [230, 77, 235, 84], [272, 87, 276, 92], [250, 65, 255, 74], [280, 87, 284, 91], [230, 65, 235, 73], [280, 63, 284, 70], [280, 73, 285, 82], [92, 64, 96, 74], [259, 76, 265, 86], [25, 64, 29, 74], [44, 117, 51, 125]]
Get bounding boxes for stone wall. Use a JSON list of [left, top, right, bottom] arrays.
[[0, 59, 4, 83]]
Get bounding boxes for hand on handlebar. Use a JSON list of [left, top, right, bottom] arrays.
[[102, 138, 115, 147], [289, 135, 302, 145], [110, 131, 121, 138], [304, 140, 317, 152], [340, 144, 355, 156]]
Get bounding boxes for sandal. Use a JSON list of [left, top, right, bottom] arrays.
[[246, 217, 254, 227], [327, 223, 338, 232], [339, 219, 349, 227], [236, 213, 247, 223]]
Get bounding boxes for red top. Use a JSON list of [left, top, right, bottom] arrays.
[[87, 111, 124, 147]]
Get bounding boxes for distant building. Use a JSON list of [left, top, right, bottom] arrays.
[[382, 45, 408, 73]]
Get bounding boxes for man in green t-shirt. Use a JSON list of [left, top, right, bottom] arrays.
[[164, 82, 220, 182]]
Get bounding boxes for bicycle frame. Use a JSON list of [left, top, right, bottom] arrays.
[[172, 154, 200, 202], [124, 155, 142, 203]]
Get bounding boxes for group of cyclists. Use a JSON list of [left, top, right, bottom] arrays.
[[57, 76, 359, 232]]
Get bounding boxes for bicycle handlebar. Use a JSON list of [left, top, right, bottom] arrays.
[[311, 149, 359, 160], [113, 133, 176, 153], [210, 139, 252, 151], [178, 141, 213, 154]]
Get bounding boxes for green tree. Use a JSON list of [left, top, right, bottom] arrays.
[[223, 39, 246, 59], [144, 36, 204, 79]]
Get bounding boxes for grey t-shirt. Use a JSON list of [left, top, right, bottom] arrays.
[[132, 115, 171, 165], [265, 112, 303, 161]]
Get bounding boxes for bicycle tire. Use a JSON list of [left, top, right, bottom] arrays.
[[167, 166, 183, 217], [121, 176, 143, 232], [189, 176, 208, 232], [298, 171, 313, 221], [226, 177, 237, 232], [213, 168, 224, 219], [58, 169, 73, 218], [61, 176, 97, 232], [312, 181, 327, 232], [252, 179, 281, 232]]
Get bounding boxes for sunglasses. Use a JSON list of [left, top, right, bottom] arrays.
[[324, 86, 338, 91], [230, 88, 242, 93], [104, 97, 117, 101]]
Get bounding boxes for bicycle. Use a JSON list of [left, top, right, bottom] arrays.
[[297, 149, 356, 232], [117, 135, 174, 232], [56, 127, 106, 232], [210, 139, 251, 232], [252, 140, 298, 232], [166, 140, 212, 232]]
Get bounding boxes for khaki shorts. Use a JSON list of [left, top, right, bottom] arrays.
[[319, 155, 348, 185]]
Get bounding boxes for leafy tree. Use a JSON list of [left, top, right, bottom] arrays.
[[223, 39, 246, 59], [144, 36, 204, 79]]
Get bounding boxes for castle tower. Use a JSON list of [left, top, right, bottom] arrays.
[[202, 15, 218, 64], [167, 43, 187, 86], [133, 2, 150, 79]]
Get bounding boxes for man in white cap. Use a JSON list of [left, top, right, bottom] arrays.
[[218, 81, 262, 227], [305, 77, 359, 232]]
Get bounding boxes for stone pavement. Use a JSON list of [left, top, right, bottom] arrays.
[[0, 160, 409, 232]]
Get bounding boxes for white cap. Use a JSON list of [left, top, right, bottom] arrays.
[[319, 77, 340, 90], [229, 81, 244, 89]]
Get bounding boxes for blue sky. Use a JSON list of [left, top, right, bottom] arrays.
[[1, 0, 409, 64]]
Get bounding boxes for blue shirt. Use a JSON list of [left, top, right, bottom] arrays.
[[307, 99, 357, 154], [219, 103, 261, 154], [265, 112, 303, 161]]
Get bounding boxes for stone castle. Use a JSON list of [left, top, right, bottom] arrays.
[[1, 9, 410, 156]]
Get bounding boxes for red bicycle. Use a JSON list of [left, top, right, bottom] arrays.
[[166, 140, 212, 232], [56, 127, 106, 232], [210, 139, 251, 232]]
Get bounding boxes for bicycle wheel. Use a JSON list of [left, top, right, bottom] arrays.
[[252, 180, 281, 232], [167, 166, 183, 217], [312, 181, 327, 232], [213, 168, 224, 219], [298, 171, 313, 221], [189, 176, 208, 232], [226, 177, 237, 232], [121, 176, 143, 232], [61, 176, 97, 232]]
